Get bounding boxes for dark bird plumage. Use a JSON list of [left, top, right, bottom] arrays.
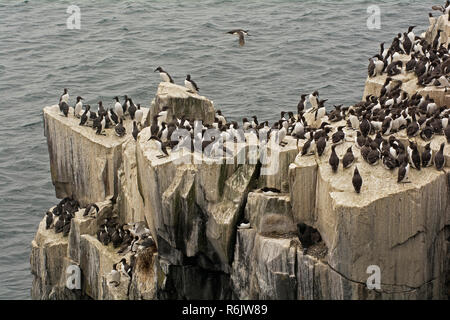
[[329, 146, 339, 173], [352, 167, 362, 193], [227, 29, 249, 46]]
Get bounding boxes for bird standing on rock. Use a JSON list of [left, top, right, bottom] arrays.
[[185, 74, 199, 94], [74, 96, 84, 118], [434, 143, 446, 171], [45, 211, 53, 229], [332, 126, 345, 145], [398, 158, 411, 183], [59, 88, 69, 104], [128, 98, 137, 120], [135, 104, 144, 127], [132, 121, 140, 141], [297, 94, 308, 114], [316, 136, 327, 157], [114, 96, 124, 120], [342, 146, 355, 169], [422, 143, 433, 168], [154, 66, 174, 83], [329, 145, 339, 173], [352, 167, 362, 193], [109, 264, 120, 287], [115, 118, 126, 137]]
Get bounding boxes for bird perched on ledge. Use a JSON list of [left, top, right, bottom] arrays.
[[154, 66, 174, 83], [185, 74, 199, 94]]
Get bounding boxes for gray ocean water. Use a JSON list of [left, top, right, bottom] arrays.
[[0, 0, 438, 299]]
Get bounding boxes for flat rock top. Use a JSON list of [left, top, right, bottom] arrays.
[[294, 121, 449, 209], [156, 82, 212, 102], [34, 212, 68, 246], [44, 105, 149, 148]]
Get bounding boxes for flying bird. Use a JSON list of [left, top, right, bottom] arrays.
[[227, 29, 250, 46]]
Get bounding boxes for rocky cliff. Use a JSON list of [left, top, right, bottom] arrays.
[[31, 17, 450, 300]]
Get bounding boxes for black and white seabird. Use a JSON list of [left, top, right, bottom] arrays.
[[114, 96, 124, 120], [407, 141, 421, 170], [115, 118, 126, 137], [329, 146, 339, 173], [301, 137, 315, 156], [148, 136, 169, 158], [154, 66, 174, 83], [407, 26, 416, 44], [406, 113, 420, 137], [216, 110, 227, 126], [59, 101, 69, 117], [331, 126, 345, 145], [132, 121, 140, 141], [277, 121, 287, 146], [94, 114, 106, 135], [314, 100, 327, 121], [421, 143, 433, 168], [420, 123, 434, 141], [382, 150, 397, 170], [59, 88, 69, 104], [79, 105, 90, 126], [119, 258, 132, 277], [227, 29, 249, 46], [360, 113, 371, 137], [74, 96, 84, 118], [45, 211, 53, 229], [109, 108, 119, 125], [54, 215, 65, 234], [185, 74, 199, 94], [316, 136, 327, 157], [352, 167, 362, 193], [83, 203, 99, 217], [367, 147, 380, 166], [397, 159, 410, 183], [434, 143, 446, 171], [128, 98, 137, 120], [109, 263, 120, 287], [347, 109, 359, 130], [297, 94, 308, 114], [342, 146, 355, 169], [135, 104, 144, 127], [251, 115, 258, 129], [382, 116, 393, 136], [309, 91, 319, 110], [122, 95, 130, 116], [150, 115, 160, 137]]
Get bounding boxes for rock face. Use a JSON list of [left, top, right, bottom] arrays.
[[288, 125, 449, 299], [363, 13, 450, 107], [146, 82, 216, 126], [43, 105, 149, 207], [33, 14, 450, 298]]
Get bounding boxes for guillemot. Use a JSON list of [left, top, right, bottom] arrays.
[[227, 29, 249, 46], [154, 66, 174, 83], [74, 96, 84, 118], [185, 74, 200, 94], [115, 118, 126, 137], [114, 96, 124, 120], [352, 167, 362, 193], [329, 146, 339, 173]]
